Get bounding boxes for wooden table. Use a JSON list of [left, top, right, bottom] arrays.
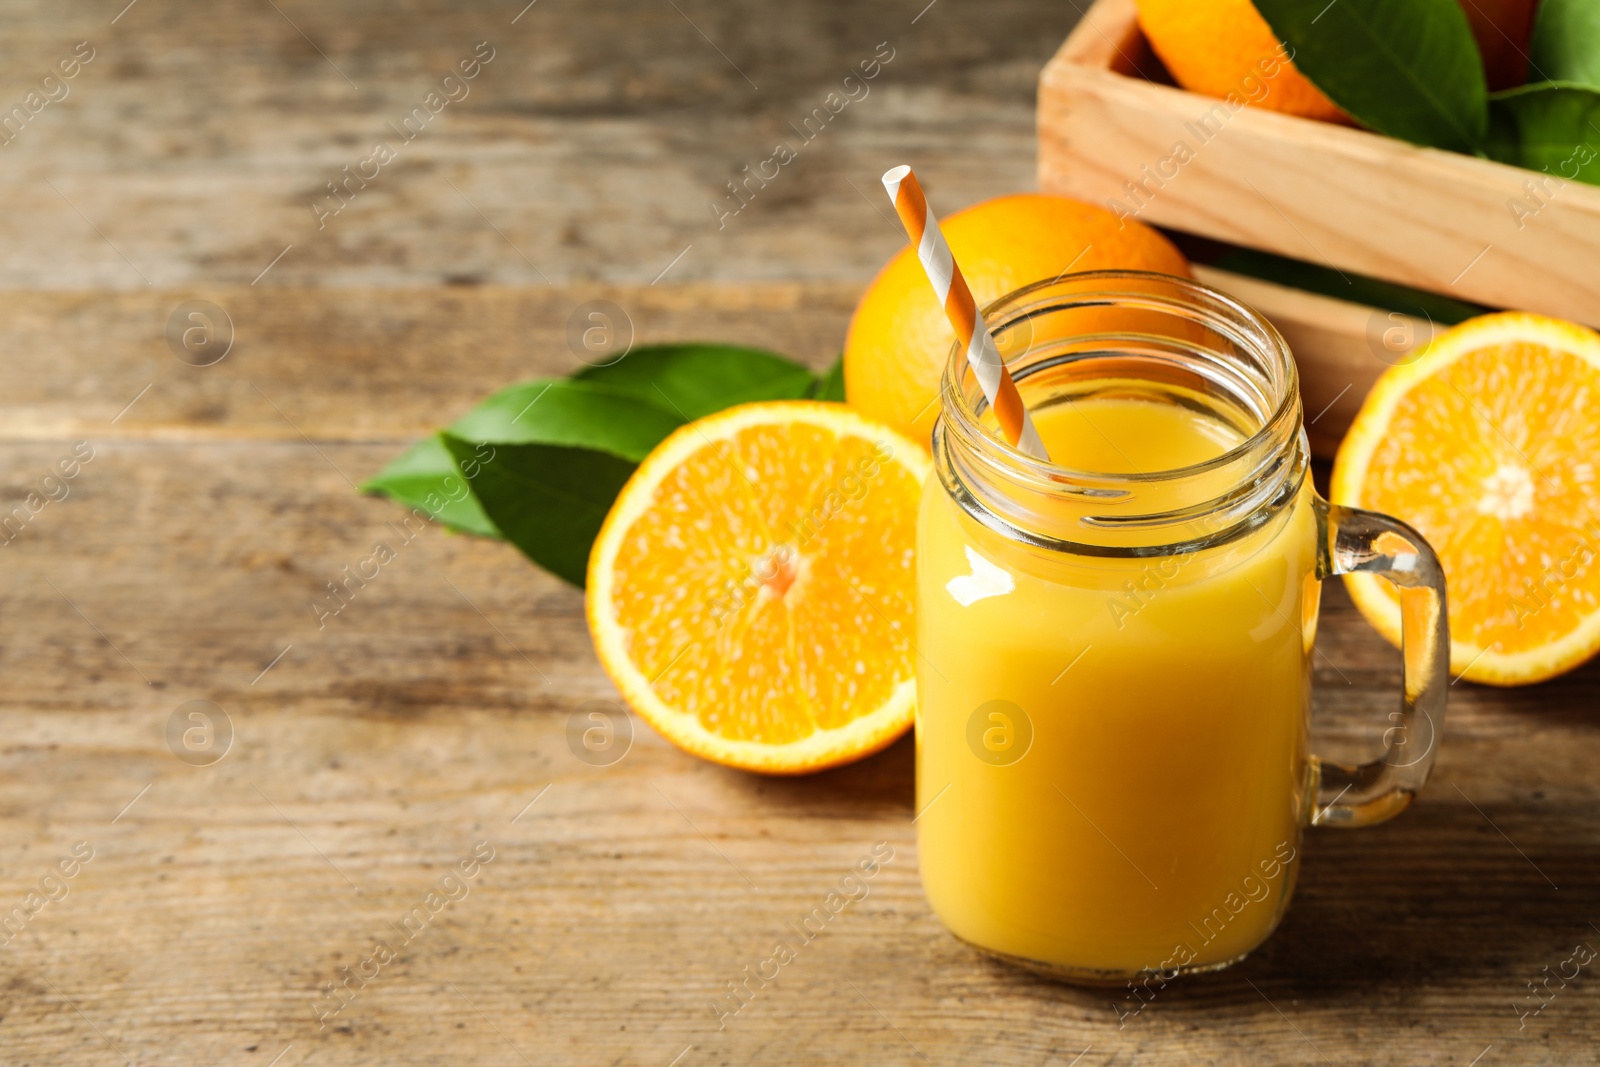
[[3, 3, 1598, 1065]]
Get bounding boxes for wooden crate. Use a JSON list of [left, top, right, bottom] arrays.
[[1189, 266, 1424, 457], [1038, 0, 1600, 453]]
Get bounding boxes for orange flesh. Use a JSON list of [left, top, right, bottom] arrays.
[[607, 421, 922, 745], [1357, 340, 1600, 654]]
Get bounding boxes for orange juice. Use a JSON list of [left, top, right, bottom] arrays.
[[915, 271, 1449, 984], [916, 394, 1317, 979]]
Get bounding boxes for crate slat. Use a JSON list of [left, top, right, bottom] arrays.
[[1195, 266, 1433, 456]]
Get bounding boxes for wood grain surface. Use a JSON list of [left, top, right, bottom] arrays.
[[2, 1, 1599, 1064], [0, 0, 1057, 291], [4, 284, 1600, 1067]]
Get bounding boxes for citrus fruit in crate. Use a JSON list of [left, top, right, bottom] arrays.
[[1458, 0, 1539, 90], [586, 401, 930, 773], [1332, 312, 1600, 686], [843, 193, 1188, 448], [1133, 0, 1348, 122]]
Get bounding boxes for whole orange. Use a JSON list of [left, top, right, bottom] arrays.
[[1134, 0, 1348, 122], [843, 193, 1189, 448], [1459, 0, 1539, 90], [1136, 0, 1540, 118]]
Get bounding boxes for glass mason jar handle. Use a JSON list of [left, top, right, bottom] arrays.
[[1311, 497, 1450, 827]]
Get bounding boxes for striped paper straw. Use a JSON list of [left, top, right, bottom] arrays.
[[881, 165, 1048, 460]]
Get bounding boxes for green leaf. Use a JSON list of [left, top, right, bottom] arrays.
[[1487, 82, 1600, 187], [1530, 0, 1600, 90], [441, 433, 635, 587], [572, 343, 816, 419], [810, 355, 846, 402], [363, 380, 679, 536], [365, 343, 824, 569], [447, 378, 684, 461], [1251, 0, 1488, 152], [359, 434, 501, 538]]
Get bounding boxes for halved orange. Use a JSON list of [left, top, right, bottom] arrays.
[[586, 401, 930, 773], [1332, 312, 1600, 686]]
